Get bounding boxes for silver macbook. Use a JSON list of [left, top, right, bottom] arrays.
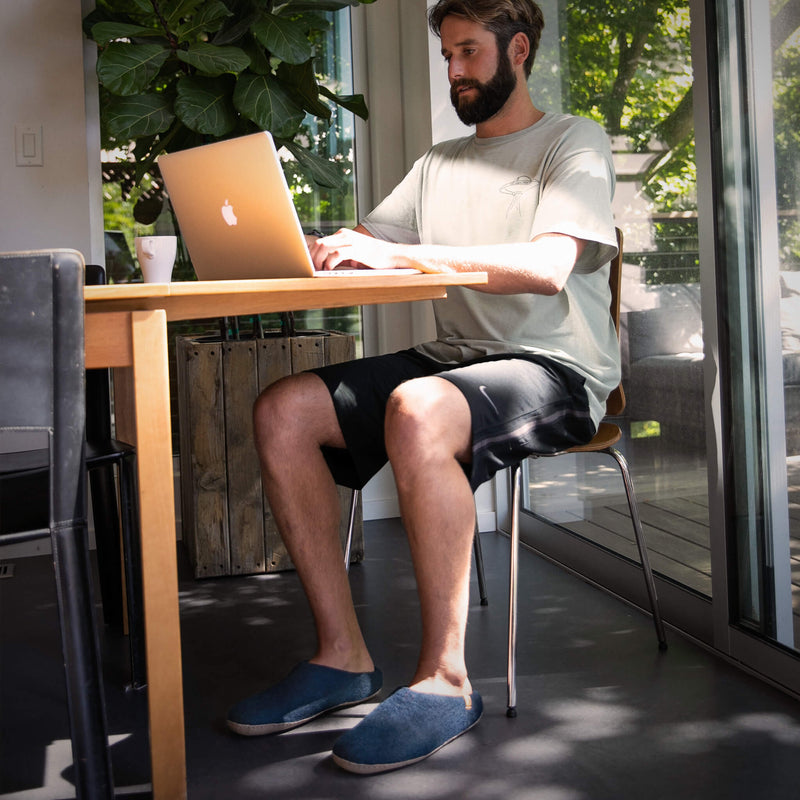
[[158, 131, 418, 280]]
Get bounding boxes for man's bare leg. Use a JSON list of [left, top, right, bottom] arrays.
[[384, 376, 476, 697], [253, 372, 373, 674]]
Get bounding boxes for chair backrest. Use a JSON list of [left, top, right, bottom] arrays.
[[605, 228, 625, 417], [0, 250, 87, 526]]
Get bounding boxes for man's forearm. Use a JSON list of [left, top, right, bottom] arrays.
[[390, 234, 585, 295]]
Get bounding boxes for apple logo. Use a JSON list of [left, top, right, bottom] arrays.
[[221, 199, 238, 226]]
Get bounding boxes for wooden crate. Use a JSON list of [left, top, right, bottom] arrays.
[[176, 330, 363, 578]]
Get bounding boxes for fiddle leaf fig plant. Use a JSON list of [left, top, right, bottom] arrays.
[[83, 0, 375, 223]]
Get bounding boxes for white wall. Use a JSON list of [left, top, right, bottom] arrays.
[[0, 0, 103, 261]]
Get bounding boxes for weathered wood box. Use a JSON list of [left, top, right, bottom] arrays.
[[176, 330, 363, 578]]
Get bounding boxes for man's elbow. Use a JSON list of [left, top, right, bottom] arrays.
[[538, 282, 562, 296], [537, 267, 571, 295]]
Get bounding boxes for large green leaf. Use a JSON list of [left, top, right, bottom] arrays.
[[90, 21, 154, 45], [276, 1, 377, 11], [176, 0, 233, 41], [252, 14, 313, 64], [105, 93, 175, 140], [177, 43, 250, 75], [318, 85, 368, 120], [277, 60, 332, 121], [240, 36, 272, 75], [233, 73, 305, 138], [175, 75, 237, 136], [279, 139, 345, 189], [212, 13, 259, 47], [164, 0, 206, 29], [128, 0, 158, 13], [97, 42, 170, 95]]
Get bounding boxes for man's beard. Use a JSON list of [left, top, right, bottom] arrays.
[[450, 51, 517, 126]]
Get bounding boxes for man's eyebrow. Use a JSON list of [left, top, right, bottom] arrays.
[[441, 37, 481, 56]]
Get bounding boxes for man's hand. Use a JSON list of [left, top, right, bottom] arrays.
[[309, 229, 437, 273]]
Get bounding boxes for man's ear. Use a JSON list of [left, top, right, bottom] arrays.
[[509, 31, 530, 68]]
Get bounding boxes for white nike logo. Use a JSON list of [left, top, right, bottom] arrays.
[[478, 384, 498, 413]]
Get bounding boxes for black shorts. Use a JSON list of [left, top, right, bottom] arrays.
[[310, 348, 595, 492]]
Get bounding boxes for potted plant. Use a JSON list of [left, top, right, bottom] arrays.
[[83, 0, 375, 226]]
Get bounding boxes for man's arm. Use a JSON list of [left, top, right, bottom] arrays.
[[309, 226, 586, 295]]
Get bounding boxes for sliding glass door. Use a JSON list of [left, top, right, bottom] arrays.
[[708, 0, 797, 660], [517, 0, 800, 690], [521, 0, 712, 624]]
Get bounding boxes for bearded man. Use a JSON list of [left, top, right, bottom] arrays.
[[227, 0, 618, 774]]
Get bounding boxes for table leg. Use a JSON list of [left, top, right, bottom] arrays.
[[116, 310, 187, 800]]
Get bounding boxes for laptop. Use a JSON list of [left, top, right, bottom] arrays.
[[158, 131, 419, 280]]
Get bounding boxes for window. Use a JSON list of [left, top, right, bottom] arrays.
[[522, 1, 709, 599]]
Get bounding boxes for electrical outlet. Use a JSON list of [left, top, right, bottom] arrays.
[[15, 124, 43, 166]]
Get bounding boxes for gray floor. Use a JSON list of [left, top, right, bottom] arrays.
[[3, 519, 800, 799]]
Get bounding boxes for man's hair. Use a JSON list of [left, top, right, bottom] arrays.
[[428, 0, 544, 78]]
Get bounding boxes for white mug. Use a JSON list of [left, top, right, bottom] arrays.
[[135, 235, 177, 283]]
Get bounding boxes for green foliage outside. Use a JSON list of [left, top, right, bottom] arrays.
[[550, 1, 800, 278], [630, 420, 662, 440], [773, 2, 800, 270]]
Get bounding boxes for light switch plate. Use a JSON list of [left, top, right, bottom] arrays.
[[15, 124, 43, 166]]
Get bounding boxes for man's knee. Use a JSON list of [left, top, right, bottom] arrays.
[[254, 373, 316, 438], [385, 378, 471, 458], [254, 372, 344, 450]]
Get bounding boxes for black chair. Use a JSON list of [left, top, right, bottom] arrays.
[[84, 264, 145, 689], [0, 263, 145, 689], [0, 249, 114, 799]]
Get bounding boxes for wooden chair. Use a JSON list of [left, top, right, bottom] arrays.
[[502, 227, 667, 717]]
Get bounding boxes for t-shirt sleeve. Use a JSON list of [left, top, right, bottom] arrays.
[[530, 119, 617, 273], [360, 157, 424, 245]]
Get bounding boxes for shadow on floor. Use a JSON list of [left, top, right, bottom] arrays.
[[2, 519, 800, 799]]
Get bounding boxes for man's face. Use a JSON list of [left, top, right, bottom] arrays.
[[440, 16, 518, 126]]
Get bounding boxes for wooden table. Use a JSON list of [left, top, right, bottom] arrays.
[[83, 273, 486, 799]]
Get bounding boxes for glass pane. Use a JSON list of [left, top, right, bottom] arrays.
[[523, 2, 711, 596], [765, 0, 798, 647], [771, 1, 800, 646], [702, 0, 797, 650]]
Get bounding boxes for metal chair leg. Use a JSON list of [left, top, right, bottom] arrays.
[[507, 462, 521, 718], [473, 520, 488, 606], [344, 488, 359, 572], [607, 446, 668, 650]]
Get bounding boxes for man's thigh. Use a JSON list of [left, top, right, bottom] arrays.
[[438, 355, 595, 490], [309, 349, 443, 489]]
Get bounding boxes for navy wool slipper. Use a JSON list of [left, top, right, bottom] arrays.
[[227, 661, 383, 736], [332, 687, 483, 774]]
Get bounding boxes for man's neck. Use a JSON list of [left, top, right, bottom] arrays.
[[475, 87, 543, 139]]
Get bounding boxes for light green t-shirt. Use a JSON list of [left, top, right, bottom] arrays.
[[361, 112, 619, 426]]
